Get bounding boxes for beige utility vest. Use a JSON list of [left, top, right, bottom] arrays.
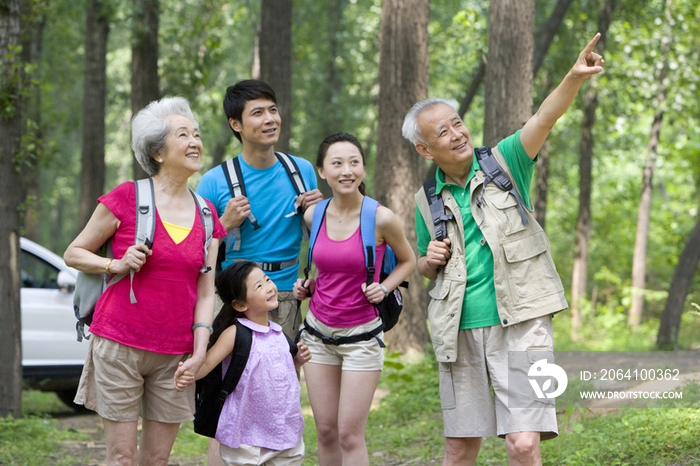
[[416, 147, 568, 362]]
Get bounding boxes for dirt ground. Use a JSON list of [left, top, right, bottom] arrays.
[[49, 350, 700, 466]]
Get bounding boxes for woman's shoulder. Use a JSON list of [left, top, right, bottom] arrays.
[[98, 181, 135, 216], [374, 204, 397, 227]]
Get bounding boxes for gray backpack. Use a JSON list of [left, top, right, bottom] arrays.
[[73, 179, 214, 341]]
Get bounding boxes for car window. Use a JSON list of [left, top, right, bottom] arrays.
[[21, 251, 60, 289]]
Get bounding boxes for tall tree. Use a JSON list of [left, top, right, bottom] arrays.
[[657, 212, 700, 349], [483, 0, 535, 147], [0, 0, 24, 419], [460, 0, 572, 119], [259, 0, 292, 154], [19, 1, 44, 242], [570, 0, 613, 341], [629, 0, 673, 326], [375, 0, 430, 353], [78, 0, 110, 230], [131, 0, 159, 180]]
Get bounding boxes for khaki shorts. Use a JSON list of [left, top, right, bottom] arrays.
[[216, 290, 300, 341], [74, 335, 195, 423], [220, 438, 304, 466], [440, 316, 558, 440], [299, 312, 384, 371]]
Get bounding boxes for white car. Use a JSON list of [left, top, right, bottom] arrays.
[[20, 237, 88, 409]]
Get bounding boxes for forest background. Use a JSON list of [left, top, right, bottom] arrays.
[[1, 0, 700, 420]]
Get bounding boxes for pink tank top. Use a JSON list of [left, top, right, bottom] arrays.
[[309, 217, 386, 327]]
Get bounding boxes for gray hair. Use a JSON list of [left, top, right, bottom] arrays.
[[401, 98, 458, 145], [131, 96, 199, 176]]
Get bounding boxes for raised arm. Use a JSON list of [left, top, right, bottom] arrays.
[[520, 33, 605, 159]]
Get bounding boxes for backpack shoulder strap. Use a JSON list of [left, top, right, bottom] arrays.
[[304, 198, 331, 280], [275, 152, 311, 240], [130, 179, 157, 304], [275, 152, 308, 198], [422, 176, 453, 242], [284, 332, 299, 359], [220, 158, 261, 252], [219, 320, 253, 399], [359, 196, 379, 286], [189, 189, 214, 273], [474, 146, 529, 226]]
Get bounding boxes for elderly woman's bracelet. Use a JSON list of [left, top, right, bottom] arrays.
[[192, 323, 214, 334]]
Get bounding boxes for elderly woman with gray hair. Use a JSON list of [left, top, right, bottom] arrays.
[[65, 96, 226, 466]]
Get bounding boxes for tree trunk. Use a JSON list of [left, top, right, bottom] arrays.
[[0, 0, 24, 419], [570, 0, 613, 341], [483, 0, 534, 147], [458, 57, 485, 119], [629, 0, 672, 327], [19, 3, 43, 242], [259, 0, 292, 154], [79, 0, 110, 231], [131, 0, 159, 180], [375, 0, 430, 354], [208, 118, 234, 170], [531, 0, 574, 74], [657, 212, 700, 349], [460, 0, 571, 119]]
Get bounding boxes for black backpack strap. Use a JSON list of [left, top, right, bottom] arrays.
[[298, 318, 385, 348], [275, 152, 310, 240], [221, 158, 261, 252], [422, 177, 454, 242], [219, 320, 253, 403], [474, 146, 529, 227], [285, 332, 299, 359]]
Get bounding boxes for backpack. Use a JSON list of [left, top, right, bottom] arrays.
[[193, 320, 299, 438], [219, 152, 309, 259], [421, 145, 528, 239], [72, 178, 214, 342], [304, 196, 408, 334]]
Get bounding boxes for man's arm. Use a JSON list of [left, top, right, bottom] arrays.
[[520, 33, 605, 159]]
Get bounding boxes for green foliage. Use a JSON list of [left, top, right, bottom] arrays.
[[16, 0, 700, 344], [0, 390, 91, 465]]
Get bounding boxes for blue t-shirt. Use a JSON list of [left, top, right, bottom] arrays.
[[196, 154, 318, 290]]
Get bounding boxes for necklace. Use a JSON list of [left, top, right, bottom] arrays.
[[331, 200, 358, 223]]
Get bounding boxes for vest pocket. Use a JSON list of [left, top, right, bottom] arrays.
[[501, 232, 563, 304], [491, 189, 527, 236], [439, 362, 456, 409]]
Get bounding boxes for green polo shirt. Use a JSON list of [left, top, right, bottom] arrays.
[[416, 130, 536, 329]]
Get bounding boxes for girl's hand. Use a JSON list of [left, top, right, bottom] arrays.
[[293, 278, 314, 300], [111, 243, 152, 274], [173, 361, 196, 391], [361, 282, 386, 305], [294, 342, 312, 369]]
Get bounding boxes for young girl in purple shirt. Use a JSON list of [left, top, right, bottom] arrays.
[[176, 261, 311, 466]]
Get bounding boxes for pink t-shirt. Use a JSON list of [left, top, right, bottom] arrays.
[[216, 318, 303, 450], [89, 182, 226, 354], [309, 217, 386, 327]]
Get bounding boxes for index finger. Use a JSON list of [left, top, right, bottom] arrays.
[[582, 33, 601, 54]]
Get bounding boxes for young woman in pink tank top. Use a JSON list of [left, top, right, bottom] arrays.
[[293, 133, 415, 466]]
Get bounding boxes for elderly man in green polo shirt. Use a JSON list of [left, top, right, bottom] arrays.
[[404, 35, 605, 466]]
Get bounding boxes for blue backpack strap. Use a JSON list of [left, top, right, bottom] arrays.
[[304, 198, 331, 280], [359, 196, 379, 286]]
